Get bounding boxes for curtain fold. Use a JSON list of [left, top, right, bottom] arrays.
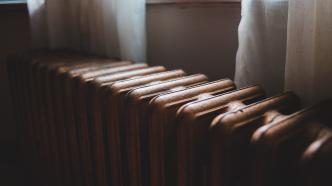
[[285, 0, 332, 105], [235, 0, 332, 105], [27, 0, 146, 62], [235, 0, 289, 96]]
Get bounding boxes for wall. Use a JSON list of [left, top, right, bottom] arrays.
[[147, 3, 241, 80], [0, 2, 241, 141], [0, 3, 30, 142]]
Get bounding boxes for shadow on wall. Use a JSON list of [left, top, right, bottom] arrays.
[[0, 4, 30, 141], [147, 3, 241, 81], [0, 2, 241, 141]]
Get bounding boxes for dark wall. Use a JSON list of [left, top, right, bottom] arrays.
[[0, 3, 30, 141], [0, 2, 241, 141], [147, 3, 241, 80]]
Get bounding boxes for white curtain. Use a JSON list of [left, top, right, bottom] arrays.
[[235, 0, 332, 105], [27, 0, 146, 62]]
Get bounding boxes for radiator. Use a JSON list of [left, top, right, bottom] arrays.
[[7, 50, 332, 186]]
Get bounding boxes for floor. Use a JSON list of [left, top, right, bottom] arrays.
[[0, 140, 38, 186]]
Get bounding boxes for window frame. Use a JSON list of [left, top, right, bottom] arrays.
[[146, 0, 241, 4]]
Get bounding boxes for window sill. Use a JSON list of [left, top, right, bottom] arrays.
[[147, 0, 241, 5], [0, 1, 27, 12]]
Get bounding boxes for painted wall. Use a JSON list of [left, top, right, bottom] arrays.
[[0, 3, 241, 141], [0, 4, 30, 142], [147, 3, 241, 80]]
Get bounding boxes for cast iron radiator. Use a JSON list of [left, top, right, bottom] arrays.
[[7, 50, 332, 186]]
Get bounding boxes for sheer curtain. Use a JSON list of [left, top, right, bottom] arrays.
[[235, 0, 289, 96], [27, 0, 146, 62], [235, 0, 332, 105]]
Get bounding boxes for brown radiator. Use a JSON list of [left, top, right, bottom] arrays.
[[6, 50, 332, 186]]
